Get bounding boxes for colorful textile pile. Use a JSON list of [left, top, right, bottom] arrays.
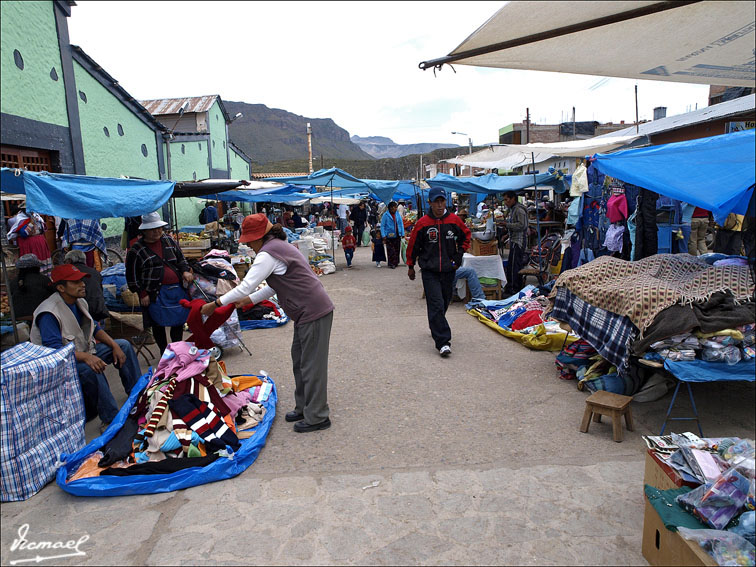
[[61, 341, 275, 488], [643, 324, 755, 366], [552, 254, 754, 334]]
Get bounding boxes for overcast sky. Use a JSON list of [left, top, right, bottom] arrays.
[[67, 1, 711, 147]]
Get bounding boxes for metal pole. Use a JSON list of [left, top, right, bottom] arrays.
[[330, 178, 336, 269], [572, 107, 576, 140], [526, 108, 530, 143], [635, 84, 639, 134]]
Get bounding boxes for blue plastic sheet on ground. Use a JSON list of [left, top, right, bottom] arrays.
[[56, 370, 277, 497], [663, 359, 756, 383], [239, 314, 289, 330]]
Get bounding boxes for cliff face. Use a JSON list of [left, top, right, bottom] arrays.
[[225, 101, 374, 164]]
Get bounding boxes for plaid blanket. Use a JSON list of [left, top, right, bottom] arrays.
[[551, 254, 754, 334], [62, 218, 107, 255], [551, 286, 637, 372], [1, 342, 85, 501]]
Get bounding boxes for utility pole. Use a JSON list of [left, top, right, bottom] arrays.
[[526, 107, 530, 143], [572, 106, 576, 140], [635, 84, 639, 134], [306, 122, 313, 173]]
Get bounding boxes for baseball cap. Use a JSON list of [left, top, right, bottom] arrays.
[[428, 187, 447, 202], [50, 264, 90, 285], [240, 213, 273, 243]]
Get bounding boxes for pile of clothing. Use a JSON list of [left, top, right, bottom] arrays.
[[189, 250, 243, 349], [65, 341, 273, 481], [469, 285, 553, 332], [644, 324, 755, 365]]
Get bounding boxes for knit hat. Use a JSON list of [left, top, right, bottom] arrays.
[[240, 213, 272, 243], [16, 254, 42, 269], [139, 212, 168, 230], [344, 226, 352, 232]]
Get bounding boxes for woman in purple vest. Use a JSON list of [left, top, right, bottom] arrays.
[[201, 214, 335, 433]]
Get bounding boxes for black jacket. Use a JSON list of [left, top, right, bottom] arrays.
[[406, 210, 471, 272]]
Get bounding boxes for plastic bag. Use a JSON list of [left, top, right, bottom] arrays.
[[400, 238, 407, 264], [319, 261, 335, 275], [702, 345, 743, 365], [728, 510, 755, 546], [362, 225, 371, 247], [677, 527, 755, 566], [677, 468, 751, 529]]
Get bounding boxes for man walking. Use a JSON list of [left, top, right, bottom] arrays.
[[502, 191, 529, 295], [406, 188, 471, 357]]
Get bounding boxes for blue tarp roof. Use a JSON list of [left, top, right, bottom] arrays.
[[592, 129, 755, 219], [263, 168, 368, 189], [0, 168, 175, 219], [426, 172, 561, 195]]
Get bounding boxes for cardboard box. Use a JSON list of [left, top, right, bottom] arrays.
[[644, 450, 700, 491], [642, 499, 716, 566], [470, 238, 498, 256]]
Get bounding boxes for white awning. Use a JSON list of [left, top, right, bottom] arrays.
[[309, 196, 362, 205], [444, 135, 642, 168], [420, 1, 756, 87]]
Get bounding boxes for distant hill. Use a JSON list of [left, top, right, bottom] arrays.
[[351, 135, 461, 159], [251, 146, 486, 180], [225, 101, 374, 164]]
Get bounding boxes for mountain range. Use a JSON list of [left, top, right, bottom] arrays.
[[225, 101, 463, 172]]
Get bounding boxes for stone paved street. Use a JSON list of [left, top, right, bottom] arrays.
[[2, 246, 754, 565]]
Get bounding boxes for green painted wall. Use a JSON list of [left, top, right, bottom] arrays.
[[229, 147, 250, 180], [165, 139, 210, 182], [1, 1, 68, 127], [73, 60, 160, 180], [74, 60, 163, 238], [208, 101, 228, 174], [175, 197, 207, 231]]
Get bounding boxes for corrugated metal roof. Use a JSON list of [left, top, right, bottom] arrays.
[[251, 172, 309, 179], [596, 94, 755, 139], [139, 96, 220, 116]]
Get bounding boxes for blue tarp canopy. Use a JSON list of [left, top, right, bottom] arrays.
[[426, 172, 561, 196], [0, 168, 175, 219], [200, 184, 313, 204], [592, 130, 755, 220], [264, 168, 368, 189], [363, 179, 425, 205]]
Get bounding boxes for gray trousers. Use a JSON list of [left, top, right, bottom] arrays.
[[291, 310, 333, 424]]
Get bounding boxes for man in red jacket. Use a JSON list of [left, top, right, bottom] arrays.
[[407, 187, 471, 357]]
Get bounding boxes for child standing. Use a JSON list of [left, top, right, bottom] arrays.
[[341, 225, 357, 268], [371, 227, 386, 267]]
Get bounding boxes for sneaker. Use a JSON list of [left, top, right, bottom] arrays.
[[375, 262, 381, 267], [440, 345, 452, 357]]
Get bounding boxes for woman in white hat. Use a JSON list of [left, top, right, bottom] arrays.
[[125, 212, 194, 354]]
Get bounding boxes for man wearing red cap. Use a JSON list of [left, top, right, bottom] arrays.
[[201, 214, 335, 433], [30, 264, 141, 430]]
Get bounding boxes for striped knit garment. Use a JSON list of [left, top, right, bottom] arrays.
[[143, 379, 178, 438], [168, 394, 240, 452]]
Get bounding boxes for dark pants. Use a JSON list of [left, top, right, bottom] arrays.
[[504, 243, 526, 295], [291, 311, 333, 425], [75, 340, 141, 423], [713, 229, 743, 256], [421, 269, 456, 350], [634, 188, 659, 260], [385, 237, 401, 268], [151, 324, 184, 355], [344, 248, 354, 266], [354, 224, 365, 246]]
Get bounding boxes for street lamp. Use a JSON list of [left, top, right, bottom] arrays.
[[451, 131, 473, 154], [451, 131, 474, 176]]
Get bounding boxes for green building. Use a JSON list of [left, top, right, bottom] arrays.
[[1, 1, 253, 237]]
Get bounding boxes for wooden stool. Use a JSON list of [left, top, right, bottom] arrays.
[[580, 390, 634, 442]]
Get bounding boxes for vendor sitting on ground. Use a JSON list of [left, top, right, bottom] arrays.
[[64, 249, 109, 323], [30, 264, 141, 431], [452, 265, 486, 301], [9, 253, 53, 320]]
